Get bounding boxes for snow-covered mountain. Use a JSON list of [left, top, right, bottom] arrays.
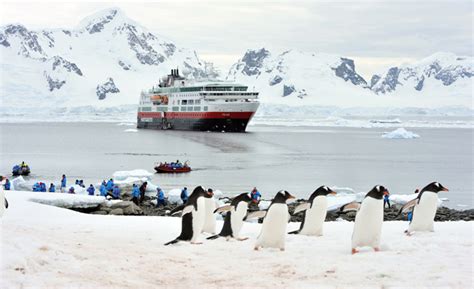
[[0, 8, 218, 108], [227, 49, 473, 107]]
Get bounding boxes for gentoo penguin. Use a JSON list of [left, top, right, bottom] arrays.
[[289, 186, 337, 236], [351, 185, 389, 254], [1, 177, 7, 217], [164, 186, 213, 245], [406, 182, 448, 235], [207, 192, 253, 241], [202, 188, 217, 234], [255, 190, 295, 251]]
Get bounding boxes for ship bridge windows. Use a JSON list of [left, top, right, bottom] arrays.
[[234, 86, 248, 91], [155, 107, 168, 112], [193, 106, 201, 111], [180, 107, 186, 112], [195, 99, 201, 105], [181, 100, 188, 105], [188, 99, 194, 105], [141, 107, 152, 112], [172, 106, 179, 111]]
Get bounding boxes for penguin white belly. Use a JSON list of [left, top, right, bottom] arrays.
[[408, 191, 438, 232], [191, 197, 206, 242], [351, 197, 383, 249], [299, 196, 327, 236], [255, 204, 288, 249], [230, 202, 248, 238], [0, 189, 5, 217], [202, 197, 217, 234]]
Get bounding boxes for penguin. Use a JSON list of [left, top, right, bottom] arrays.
[[254, 190, 295, 251], [164, 186, 213, 245], [289, 186, 336, 236], [406, 182, 448, 235], [0, 177, 7, 217], [207, 192, 253, 241], [202, 188, 217, 234], [351, 185, 389, 254]]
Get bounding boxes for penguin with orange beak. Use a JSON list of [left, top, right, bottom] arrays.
[[289, 186, 337, 236], [406, 182, 449, 235], [254, 190, 295, 251]]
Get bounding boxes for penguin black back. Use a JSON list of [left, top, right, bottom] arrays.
[[209, 193, 252, 239], [271, 190, 294, 205], [365, 185, 388, 200], [164, 186, 210, 245]]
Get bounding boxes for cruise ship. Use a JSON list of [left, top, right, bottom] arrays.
[[137, 69, 259, 132]]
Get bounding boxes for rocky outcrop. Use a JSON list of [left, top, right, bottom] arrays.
[[332, 58, 367, 86], [44, 73, 66, 91], [96, 78, 120, 100], [51, 56, 83, 76], [283, 84, 296, 97]]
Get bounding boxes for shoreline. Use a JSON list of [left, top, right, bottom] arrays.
[[75, 197, 474, 222]]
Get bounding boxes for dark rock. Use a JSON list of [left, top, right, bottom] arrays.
[[415, 75, 425, 91], [269, 75, 283, 86], [86, 9, 118, 34], [372, 67, 401, 94], [96, 78, 120, 100], [283, 84, 295, 97], [118, 60, 130, 71], [51, 56, 83, 76], [241, 48, 270, 76], [44, 73, 66, 91], [435, 66, 473, 85], [370, 75, 381, 88], [332, 58, 367, 86]]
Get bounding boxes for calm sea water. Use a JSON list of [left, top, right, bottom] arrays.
[[0, 122, 472, 208]]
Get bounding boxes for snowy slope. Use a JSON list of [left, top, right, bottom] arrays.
[[226, 48, 374, 106], [0, 8, 218, 108], [2, 190, 472, 288], [227, 49, 473, 107]]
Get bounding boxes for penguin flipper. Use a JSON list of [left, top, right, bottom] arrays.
[[244, 210, 267, 221], [398, 198, 417, 215], [206, 235, 220, 240], [293, 202, 310, 214], [169, 204, 185, 216], [340, 202, 361, 213], [5, 198, 8, 209], [164, 239, 180, 246], [214, 205, 233, 214]]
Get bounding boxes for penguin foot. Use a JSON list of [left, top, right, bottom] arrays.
[[191, 241, 203, 245], [237, 237, 249, 241], [374, 247, 380, 252], [254, 246, 260, 251], [280, 248, 285, 252], [225, 237, 231, 242], [404, 230, 412, 236], [351, 248, 358, 255]]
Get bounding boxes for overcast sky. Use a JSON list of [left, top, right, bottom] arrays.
[[1, 0, 472, 78]]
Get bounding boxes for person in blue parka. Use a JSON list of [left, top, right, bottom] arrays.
[[99, 181, 107, 197], [106, 179, 114, 192], [251, 187, 261, 203], [180, 187, 188, 204], [131, 184, 140, 205], [49, 183, 56, 192], [156, 187, 166, 207], [4, 179, 11, 190], [68, 186, 75, 194], [112, 185, 121, 199], [87, 184, 95, 196], [60, 174, 67, 192]]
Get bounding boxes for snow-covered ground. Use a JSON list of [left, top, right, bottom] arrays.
[[1, 191, 472, 288]]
